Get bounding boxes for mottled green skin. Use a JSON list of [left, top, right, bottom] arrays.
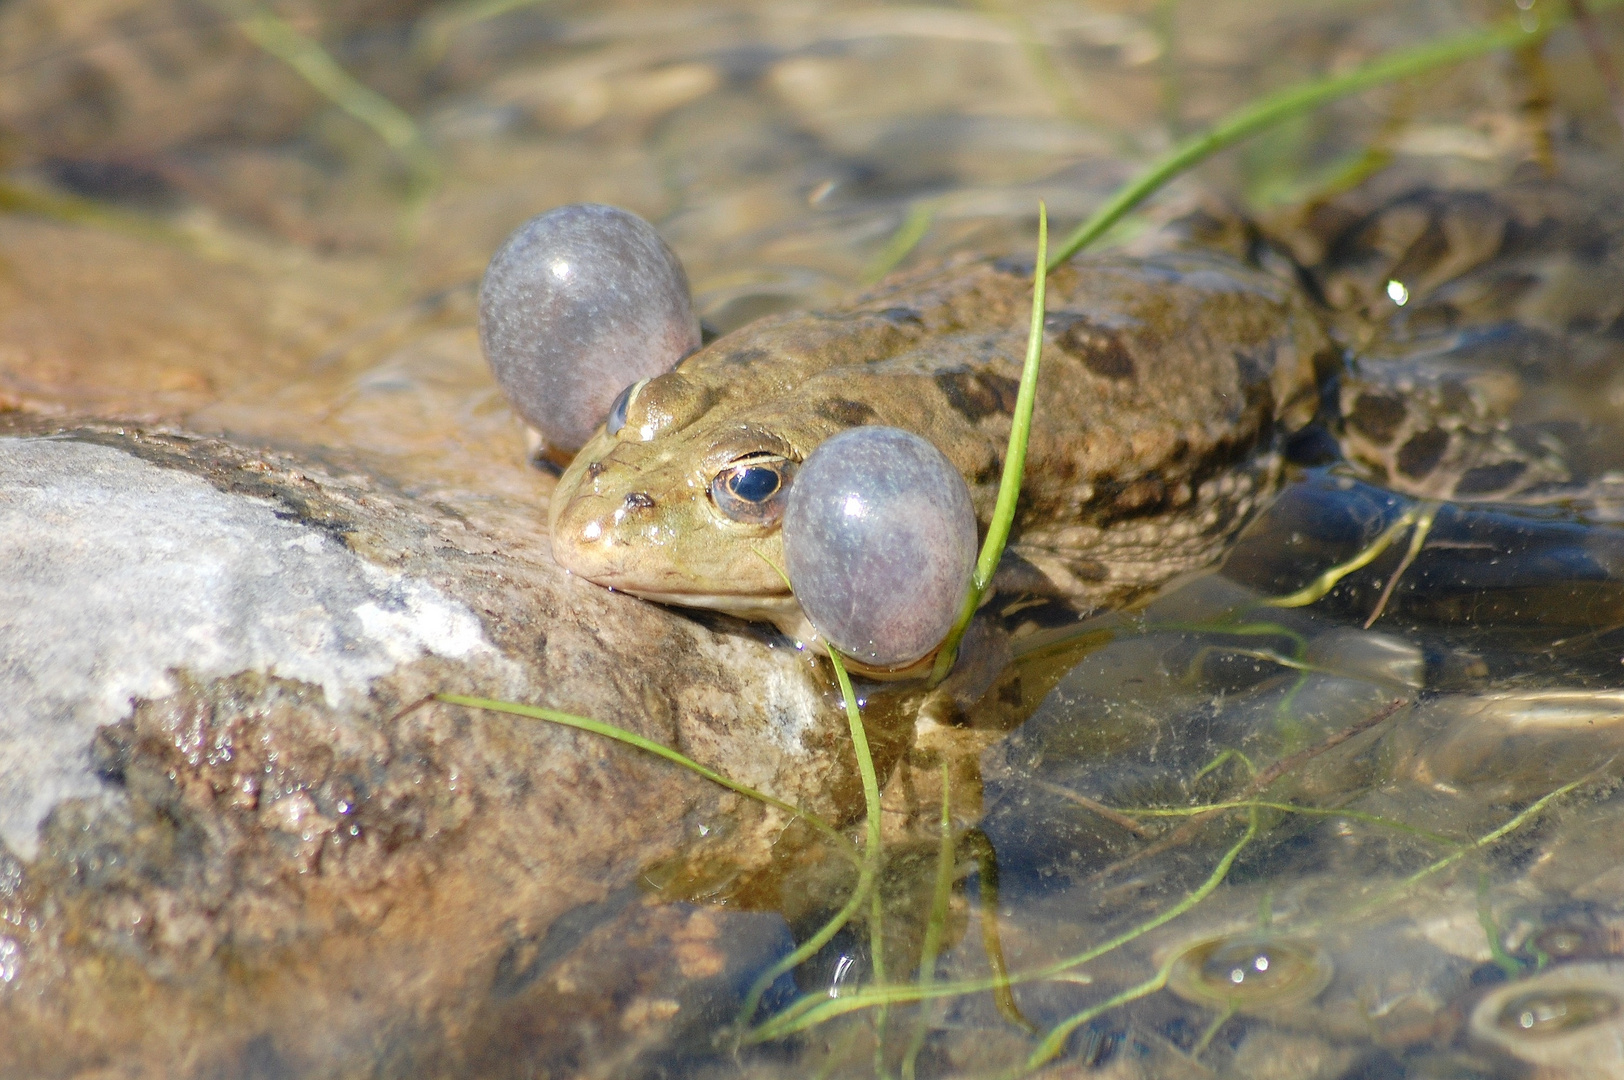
[[550, 248, 1333, 644]]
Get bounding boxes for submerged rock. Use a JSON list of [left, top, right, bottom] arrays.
[[0, 414, 868, 1078]]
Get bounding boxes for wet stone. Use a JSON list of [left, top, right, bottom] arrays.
[[1168, 935, 1333, 1011], [0, 415, 868, 1079], [1470, 961, 1624, 1077]]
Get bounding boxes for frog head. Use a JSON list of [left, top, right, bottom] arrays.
[[549, 367, 847, 634]]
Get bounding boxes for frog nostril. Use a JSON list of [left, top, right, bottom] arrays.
[[586, 461, 606, 479], [623, 492, 656, 510]]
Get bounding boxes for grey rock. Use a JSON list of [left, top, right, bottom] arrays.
[[0, 415, 878, 1078], [0, 436, 499, 859]]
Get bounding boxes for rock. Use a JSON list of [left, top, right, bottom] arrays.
[[0, 413, 875, 1078]]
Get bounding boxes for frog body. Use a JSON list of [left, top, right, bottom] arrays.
[[549, 246, 1332, 646], [547, 170, 1624, 661]]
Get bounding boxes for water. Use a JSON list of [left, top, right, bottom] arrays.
[[5, 0, 1624, 1076]]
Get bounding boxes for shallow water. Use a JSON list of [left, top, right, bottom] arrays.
[[6, 0, 1624, 1076]]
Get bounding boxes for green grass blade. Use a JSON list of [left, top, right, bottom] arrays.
[[1109, 799, 1460, 846], [747, 808, 1257, 1040], [932, 203, 1048, 683], [1047, 4, 1612, 269], [1298, 778, 1586, 936], [735, 645, 885, 1025], [862, 201, 937, 284], [434, 693, 847, 849], [1263, 508, 1417, 608], [414, 0, 558, 64], [1020, 807, 1260, 1072], [901, 763, 956, 1080], [212, 0, 438, 195]]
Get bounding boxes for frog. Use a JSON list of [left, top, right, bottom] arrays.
[[546, 167, 1624, 672], [548, 241, 1329, 660]]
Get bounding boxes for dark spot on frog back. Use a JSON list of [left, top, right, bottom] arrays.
[[713, 347, 769, 368], [817, 398, 879, 426], [1455, 460, 1528, 495], [1047, 312, 1135, 380], [1346, 391, 1409, 444], [1396, 427, 1450, 478], [935, 371, 1021, 422], [877, 306, 924, 327]]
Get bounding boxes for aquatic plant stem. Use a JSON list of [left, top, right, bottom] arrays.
[[414, 0, 560, 65], [433, 694, 850, 853], [871, 875, 890, 1079], [1110, 799, 1460, 848], [1264, 507, 1418, 608], [862, 201, 937, 284], [747, 811, 1258, 1041], [755, 774, 1581, 1045], [1298, 778, 1586, 938], [1379, 780, 1581, 902], [1047, 3, 1617, 269], [1192, 1001, 1237, 1057], [932, 204, 1048, 683], [1477, 870, 1524, 979], [1019, 807, 1259, 1074], [1082, 697, 1407, 887], [735, 646, 885, 1026], [1364, 501, 1438, 627], [212, 0, 438, 197], [900, 764, 956, 1080], [962, 829, 1035, 1032]]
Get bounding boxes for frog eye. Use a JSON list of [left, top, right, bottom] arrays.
[[710, 454, 796, 525], [606, 379, 646, 437]]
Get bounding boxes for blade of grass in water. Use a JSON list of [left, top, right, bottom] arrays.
[[434, 693, 852, 854], [964, 829, 1036, 1033], [1046, 1, 1621, 270], [931, 203, 1048, 683], [1017, 804, 1259, 1074], [1263, 507, 1419, 608], [209, 0, 438, 199], [748, 807, 1260, 1042], [413, 0, 558, 65], [861, 201, 938, 284], [900, 763, 956, 1080], [753, 777, 1571, 1047], [734, 645, 885, 1026]]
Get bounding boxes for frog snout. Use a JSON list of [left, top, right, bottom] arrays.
[[549, 485, 669, 584], [549, 487, 617, 575]]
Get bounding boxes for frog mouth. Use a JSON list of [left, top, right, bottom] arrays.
[[583, 585, 940, 679], [611, 587, 800, 627]]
